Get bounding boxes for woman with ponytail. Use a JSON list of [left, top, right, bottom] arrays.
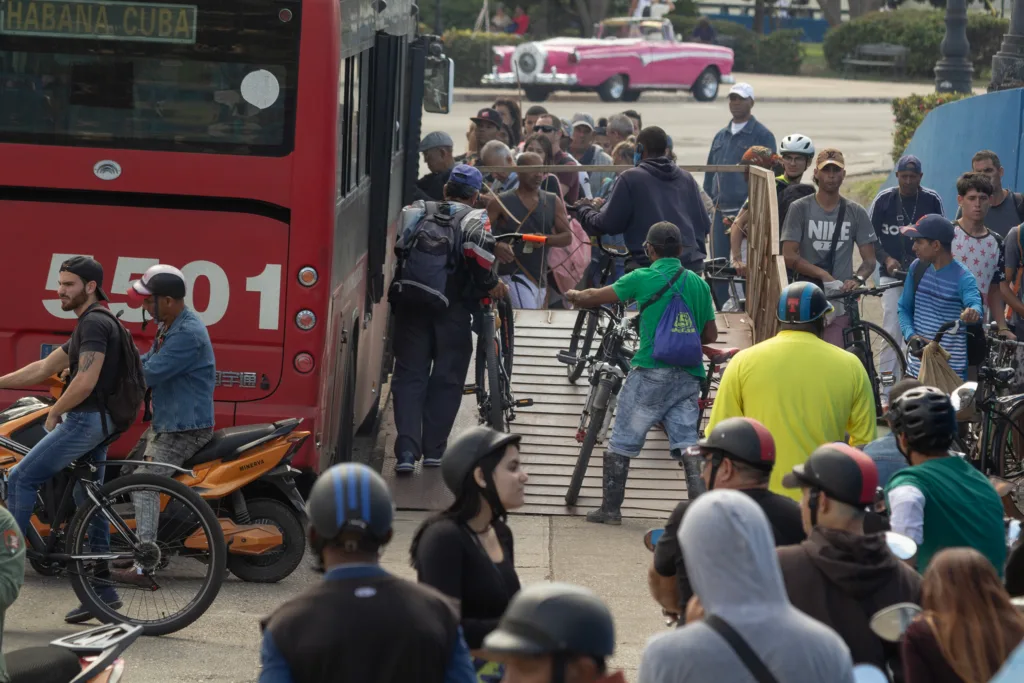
[[410, 427, 529, 682]]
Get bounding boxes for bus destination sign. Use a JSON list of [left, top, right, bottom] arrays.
[[1, 0, 198, 44]]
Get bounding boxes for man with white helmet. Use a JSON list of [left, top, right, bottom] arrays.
[[112, 264, 217, 586]]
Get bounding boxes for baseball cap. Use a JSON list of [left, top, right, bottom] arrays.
[[815, 148, 845, 171], [131, 264, 187, 299], [782, 443, 879, 507], [897, 154, 923, 173], [471, 108, 503, 127], [645, 221, 682, 249], [571, 113, 595, 130], [59, 256, 108, 301], [449, 164, 483, 192], [728, 82, 754, 100], [419, 131, 454, 152], [900, 214, 954, 244]]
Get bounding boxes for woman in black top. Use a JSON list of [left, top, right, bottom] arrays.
[[410, 427, 529, 682]]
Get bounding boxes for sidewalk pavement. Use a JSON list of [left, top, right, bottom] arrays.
[[456, 72, 988, 104]]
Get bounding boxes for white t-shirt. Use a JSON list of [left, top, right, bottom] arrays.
[[951, 223, 1004, 312], [730, 120, 749, 136], [632, 0, 652, 17]]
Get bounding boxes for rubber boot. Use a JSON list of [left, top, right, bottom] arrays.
[[673, 448, 707, 500], [586, 453, 631, 525]]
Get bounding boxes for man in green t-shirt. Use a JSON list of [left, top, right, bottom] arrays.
[[565, 222, 717, 525], [0, 505, 25, 683], [884, 386, 1005, 575]]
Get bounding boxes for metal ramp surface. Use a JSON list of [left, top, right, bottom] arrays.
[[383, 310, 752, 518]]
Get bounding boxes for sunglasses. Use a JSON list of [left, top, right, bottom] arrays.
[[533, 125, 557, 133]]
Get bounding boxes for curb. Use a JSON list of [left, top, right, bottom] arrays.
[[452, 91, 895, 105]]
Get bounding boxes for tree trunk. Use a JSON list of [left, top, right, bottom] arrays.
[[575, 0, 610, 37], [847, 0, 885, 19], [754, 0, 766, 34], [817, 0, 842, 26]]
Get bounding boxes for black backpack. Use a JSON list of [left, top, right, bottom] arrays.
[[79, 307, 148, 436], [389, 201, 473, 312]]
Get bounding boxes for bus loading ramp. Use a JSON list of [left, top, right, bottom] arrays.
[[382, 309, 752, 519]]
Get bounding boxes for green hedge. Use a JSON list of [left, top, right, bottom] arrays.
[[443, 30, 526, 87], [669, 17, 803, 74], [670, 17, 759, 71], [824, 10, 1008, 78], [891, 92, 973, 162]]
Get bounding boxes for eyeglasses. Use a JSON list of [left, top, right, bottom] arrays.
[[533, 125, 557, 133]]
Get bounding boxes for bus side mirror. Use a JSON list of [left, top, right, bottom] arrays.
[[423, 56, 454, 115]]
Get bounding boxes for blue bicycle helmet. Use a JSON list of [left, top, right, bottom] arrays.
[[777, 281, 834, 323], [307, 462, 394, 547]]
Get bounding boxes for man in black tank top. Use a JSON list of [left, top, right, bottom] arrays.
[[259, 463, 476, 683]]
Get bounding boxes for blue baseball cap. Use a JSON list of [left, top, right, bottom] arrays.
[[449, 164, 483, 191], [897, 155, 923, 174], [901, 214, 954, 244]]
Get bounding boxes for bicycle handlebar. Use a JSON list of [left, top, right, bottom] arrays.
[[593, 236, 631, 260], [495, 233, 548, 244], [826, 278, 905, 301]]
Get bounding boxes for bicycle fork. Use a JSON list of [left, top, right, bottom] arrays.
[[576, 365, 624, 444]]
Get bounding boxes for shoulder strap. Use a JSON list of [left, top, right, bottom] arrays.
[[912, 260, 927, 291], [638, 268, 685, 316], [1014, 192, 1024, 222], [704, 615, 781, 683], [823, 198, 847, 274]]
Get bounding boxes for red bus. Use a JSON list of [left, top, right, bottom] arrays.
[[0, 0, 448, 482]]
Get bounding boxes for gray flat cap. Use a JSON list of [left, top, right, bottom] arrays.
[[420, 131, 454, 152]]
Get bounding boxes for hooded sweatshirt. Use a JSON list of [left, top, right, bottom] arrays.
[[576, 157, 710, 270], [777, 527, 922, 668], [639, 490, 854, 683]]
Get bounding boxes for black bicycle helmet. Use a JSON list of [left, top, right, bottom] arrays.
[[307, 462, 393, 546], [783, 443, 879, 507], [888, 386, 956, 453], [777, 281, 833, 324], [441, 426, 521, 519], [697, 417, 775, 490], [482, 582, 614, 667]]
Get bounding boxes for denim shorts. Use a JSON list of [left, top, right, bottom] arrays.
[[608, 367, 702, 458]]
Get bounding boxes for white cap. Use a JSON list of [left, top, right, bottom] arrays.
[[729, 82, 754, 100]]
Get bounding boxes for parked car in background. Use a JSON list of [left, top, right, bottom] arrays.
[[482, 17, 735, 102]]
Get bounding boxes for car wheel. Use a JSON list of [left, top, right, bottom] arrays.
[[597, 75, 626, 102], [523, 86, 551, 102], [691, 68, 720, 102], [621, 89, 641, 102]]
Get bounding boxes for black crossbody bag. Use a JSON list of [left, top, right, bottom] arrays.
[[705, 615, 781, 683]]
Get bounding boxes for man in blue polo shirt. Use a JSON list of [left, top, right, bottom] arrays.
[[897, 215, 983, 380]]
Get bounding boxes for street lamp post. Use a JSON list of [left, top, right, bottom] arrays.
[[990, 0, 1024, 90], [934, 0, 974, 93]]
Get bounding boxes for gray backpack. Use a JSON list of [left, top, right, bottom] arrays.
[[389, 201, 473, 311]]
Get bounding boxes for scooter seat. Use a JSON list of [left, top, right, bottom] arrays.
[[184, 424, 278, 467]]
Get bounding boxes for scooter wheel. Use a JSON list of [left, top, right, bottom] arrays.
[[226, 498, 305, 583]]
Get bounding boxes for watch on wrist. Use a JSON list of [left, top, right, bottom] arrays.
[[854, 275, 866, 285]]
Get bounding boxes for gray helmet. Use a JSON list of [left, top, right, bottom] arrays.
[[483, 582, 615, 663], [307, 462, 393, 545], [888, 386, 956, 453], [441, 426, 520, 496]]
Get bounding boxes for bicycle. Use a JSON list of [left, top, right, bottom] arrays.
[[702, 257, 747, 313], [826, 276, 908, 420], [0, 444, 226, 636], [465, 232, 545, 431], [562, 237, 631, 383]]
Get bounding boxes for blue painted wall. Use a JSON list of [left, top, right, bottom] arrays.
[[707, 14, 831, 42], [881, 88, 1024, 211]]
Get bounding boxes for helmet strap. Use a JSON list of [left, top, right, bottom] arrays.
[[808, 489, 820, 528], [551, 653, 568, 683], [893, 432, 913, 465], [706, 454, 724, 492]]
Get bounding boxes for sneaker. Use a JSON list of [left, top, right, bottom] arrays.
[[422, 455, 442, 467], [585, 508, 622, 525], [111, 566, 158, 589], [65, 586, 122, 624], [394, 451, 416, 474]]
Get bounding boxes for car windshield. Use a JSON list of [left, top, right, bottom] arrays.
[[597, 19, 667, 41]]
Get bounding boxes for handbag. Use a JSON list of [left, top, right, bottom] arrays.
[[705, 614, 781, 683], [793, 198, 847, 289], [547, 200, 592, 295]]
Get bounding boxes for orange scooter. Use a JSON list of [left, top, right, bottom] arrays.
[[0, 376, 309, 583]]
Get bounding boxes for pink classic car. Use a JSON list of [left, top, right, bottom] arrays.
[[482, 17, 735, 103]]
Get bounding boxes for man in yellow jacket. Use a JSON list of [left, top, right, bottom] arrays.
[[707, 282, 876, 501]]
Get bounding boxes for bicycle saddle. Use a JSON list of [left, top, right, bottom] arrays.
[[703, 346, 739, 365]]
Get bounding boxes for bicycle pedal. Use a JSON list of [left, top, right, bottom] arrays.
[[463, 385, 477, 395], [556, 351, 579, 365], [514, 398, 534, 408]]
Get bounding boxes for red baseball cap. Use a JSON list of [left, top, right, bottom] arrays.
[[782, 443, 879, 506]]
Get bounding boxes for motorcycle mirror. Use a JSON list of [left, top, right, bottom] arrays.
[[885, 531, 917, 560], [869, 602, 922, 642], [1012, 597, 1024, 613], [950, 381, 977, 412], [643, 528, 663, 552], [853, 664, 889, 683], [1008, 519, 1021, 548]]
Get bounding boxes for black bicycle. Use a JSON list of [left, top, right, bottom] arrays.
[[465, 233, 543, 431], [703, 257, 747, 313], [563, 237, 631, 383], [826, 277, 908, 420]]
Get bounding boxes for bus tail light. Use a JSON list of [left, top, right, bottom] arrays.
[[297, 267, 318, 287], [294, 353, 315, 373], [295, 310, 317, 330]]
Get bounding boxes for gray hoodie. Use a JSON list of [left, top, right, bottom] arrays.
[[638, 490, 854, 683]]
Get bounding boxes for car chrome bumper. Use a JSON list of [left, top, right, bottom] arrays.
[[481, 70, 579, 87], [720, 74, 736, 84]]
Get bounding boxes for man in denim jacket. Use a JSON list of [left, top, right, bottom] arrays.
[[113, 264, 216, 586]]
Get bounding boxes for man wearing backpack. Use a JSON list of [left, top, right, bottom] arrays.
[[0, 256, 143, 620], [112, 264, 216, 589], [565, 222, 718, 525], [955, 150, 1024, 238], [390, 165, 508, 474]]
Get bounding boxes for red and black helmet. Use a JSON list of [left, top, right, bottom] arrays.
[[698, 417, 776, 470], [782, 443, 879, 507]]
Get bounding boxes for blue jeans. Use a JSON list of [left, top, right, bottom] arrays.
[[862, 434, 908, 488], [7, 410, 112, 552], [609, 367, 702, 457]]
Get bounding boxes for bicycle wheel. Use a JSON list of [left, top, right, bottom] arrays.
[[991, 403, 1024, 479], [566, 309, 598, 383], [66, 473, 226, 636], [566, 375, 615, 506], [476, 319, 506, 431], [859, 322, 907, 409]]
